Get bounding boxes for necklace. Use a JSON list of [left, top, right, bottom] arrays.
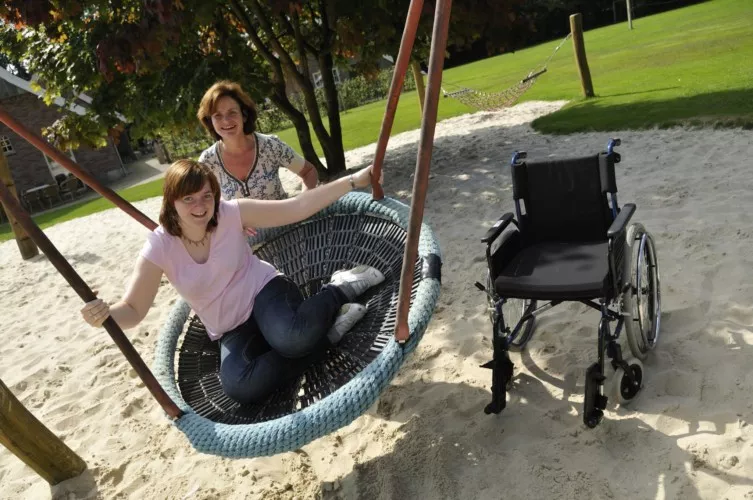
[[182, 231, 210, 246]]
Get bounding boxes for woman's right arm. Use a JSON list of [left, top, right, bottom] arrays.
[[80, 256, 163, 329]]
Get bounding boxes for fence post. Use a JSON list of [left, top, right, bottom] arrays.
[[411, 60, 426, 113], [0, 149, 39, 260], [0, 378, 87, 485], [626, 0, 634, 29], [569, 13, 595, 98]]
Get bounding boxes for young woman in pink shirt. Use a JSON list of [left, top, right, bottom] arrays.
[[80, 160, 384, 404]]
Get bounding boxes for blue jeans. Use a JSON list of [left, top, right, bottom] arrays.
[[219, 276, 347, 404]]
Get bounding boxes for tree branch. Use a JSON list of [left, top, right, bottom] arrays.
[[226, 0, 284, 84]]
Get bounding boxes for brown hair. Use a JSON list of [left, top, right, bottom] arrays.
[[159, 160, 221, 237], [197, 81, 258, 141]]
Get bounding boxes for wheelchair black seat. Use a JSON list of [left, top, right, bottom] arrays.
[[494, 240, 609, 300], [476, 139, 661, 428]]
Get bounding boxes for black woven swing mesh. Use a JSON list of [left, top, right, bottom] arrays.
[[176, 213, 423, 425]]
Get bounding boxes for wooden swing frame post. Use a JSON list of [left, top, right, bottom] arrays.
[[0, 148, 39, 259], [369, 0, 425, 200], [0, 378, 87, 485], [395, 0, 453, 342], [0, 161, 182, 420], [0, 106, 156, 231]]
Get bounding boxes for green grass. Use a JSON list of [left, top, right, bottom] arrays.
[[0, 179, 164, 243], [277, 0, 753, 153], [3, 0, 751, 240]]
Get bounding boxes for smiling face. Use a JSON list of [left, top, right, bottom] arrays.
[[210, 96, 245, 141], [174, 181, 215, 231], [159, 160, 221, 237]]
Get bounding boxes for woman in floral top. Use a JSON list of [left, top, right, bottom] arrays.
[[197, 81, 319, 201]]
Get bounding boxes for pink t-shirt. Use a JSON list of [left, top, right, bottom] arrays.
[[140, 199, 278, 340]]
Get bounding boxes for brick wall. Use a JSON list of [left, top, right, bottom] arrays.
[[0, 92, 123, 197]]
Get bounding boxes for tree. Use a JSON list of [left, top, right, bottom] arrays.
[[1, 1, 530, 177]]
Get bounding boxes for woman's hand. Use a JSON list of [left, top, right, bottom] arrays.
[[351, 164, 383, 189], [244, 226, 258, 237], [80, 298, 110, 327]]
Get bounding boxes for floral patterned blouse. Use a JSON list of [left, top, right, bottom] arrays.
[[198, 132, 304, 201]]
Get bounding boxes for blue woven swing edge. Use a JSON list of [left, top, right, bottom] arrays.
[[152, 192, 442, 458]]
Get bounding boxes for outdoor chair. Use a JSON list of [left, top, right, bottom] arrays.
[[41, 184, 63, 207], [22, 190, 45, 212], [475, 139, 661, 428], [58, 177, 78, 201]]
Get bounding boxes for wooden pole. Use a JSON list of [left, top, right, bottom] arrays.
[[394, 0, 452, 342], [626, 0, 633, 29], [0, 105, 157, 231], [0, 181, 183, 420], [411, 60, 426, 113], [0, 150, 39, 259], [0, 378, 87, 485], [370, 0, 425, 200], [569, 13, 595, 98]]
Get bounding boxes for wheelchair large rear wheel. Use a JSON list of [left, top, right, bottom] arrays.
[[486, 272, 537, 350], [622, 223, 661, 360]]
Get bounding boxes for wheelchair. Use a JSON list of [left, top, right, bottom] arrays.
[[475, 139, 661, 428]]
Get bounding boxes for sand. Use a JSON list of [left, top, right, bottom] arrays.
[[2, 101, 753, 499]]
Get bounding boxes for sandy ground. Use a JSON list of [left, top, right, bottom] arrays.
[[2, 100, 753, 499]]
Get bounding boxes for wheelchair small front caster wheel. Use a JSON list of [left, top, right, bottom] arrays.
[[584, 409, 603, 429], [610, 358, 644, 405]]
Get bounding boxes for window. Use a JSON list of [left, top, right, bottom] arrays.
[[44, 150, 76, 178], [1, 135, 14, 156], [312, 68, 342, 89]]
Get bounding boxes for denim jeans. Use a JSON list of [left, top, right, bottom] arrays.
[[218, 276, 347, 404]]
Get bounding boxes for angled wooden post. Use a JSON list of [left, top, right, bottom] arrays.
[[570, 13, 595, 98], [0, 105, 157, 231], [0, 149, 39, 259], [0, 181, 183, 420], [370, 0, 425, 200], [394, 0, 453, 342], [411, 60, 426, 113], [0, 378, 87, 485]]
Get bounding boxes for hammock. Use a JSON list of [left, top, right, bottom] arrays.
[[152, 193, 442, 457], [442, 33, 572, 111]]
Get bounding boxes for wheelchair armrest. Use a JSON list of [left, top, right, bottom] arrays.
[[607, 204, 636, 240], [482, 212, 517, 244]]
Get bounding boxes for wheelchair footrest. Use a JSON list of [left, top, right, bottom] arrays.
[[481, 356, 514, 415], [583, 362, 608, 428]]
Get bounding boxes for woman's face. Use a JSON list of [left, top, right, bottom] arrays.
[[211, 95, 244, 140], [174, 181, 215, 231]]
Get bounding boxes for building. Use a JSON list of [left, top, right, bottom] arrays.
[[0, 67, 127, 211]]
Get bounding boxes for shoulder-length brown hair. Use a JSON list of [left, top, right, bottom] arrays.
[[159, 160, 221, 237], [197, 81, 258, 141]]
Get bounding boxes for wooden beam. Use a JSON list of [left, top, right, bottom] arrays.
[[570, 13, 595, 98], [0, 105, 157, 231], [0, 150, 39, 260], [626, 0, 634, 29], [370, 0, 425, 200], [0, 181, 184, 420], [411, 60, 426, 113], [394, 0, 453, 342], [0, 378, 87, 485]]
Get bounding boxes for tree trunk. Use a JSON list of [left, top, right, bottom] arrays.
[[318, 52, 346, 176], [268, 91, 326, 174]]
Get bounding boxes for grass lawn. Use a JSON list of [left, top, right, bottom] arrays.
[[277, 0, 753, 153], [0, 179, 163, 243], [2, 0, 751, 241]]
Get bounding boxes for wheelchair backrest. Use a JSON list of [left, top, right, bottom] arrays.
[[512, 152, 617, 243]]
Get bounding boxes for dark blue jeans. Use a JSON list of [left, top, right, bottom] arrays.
[[219, 276, 347, 405]]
